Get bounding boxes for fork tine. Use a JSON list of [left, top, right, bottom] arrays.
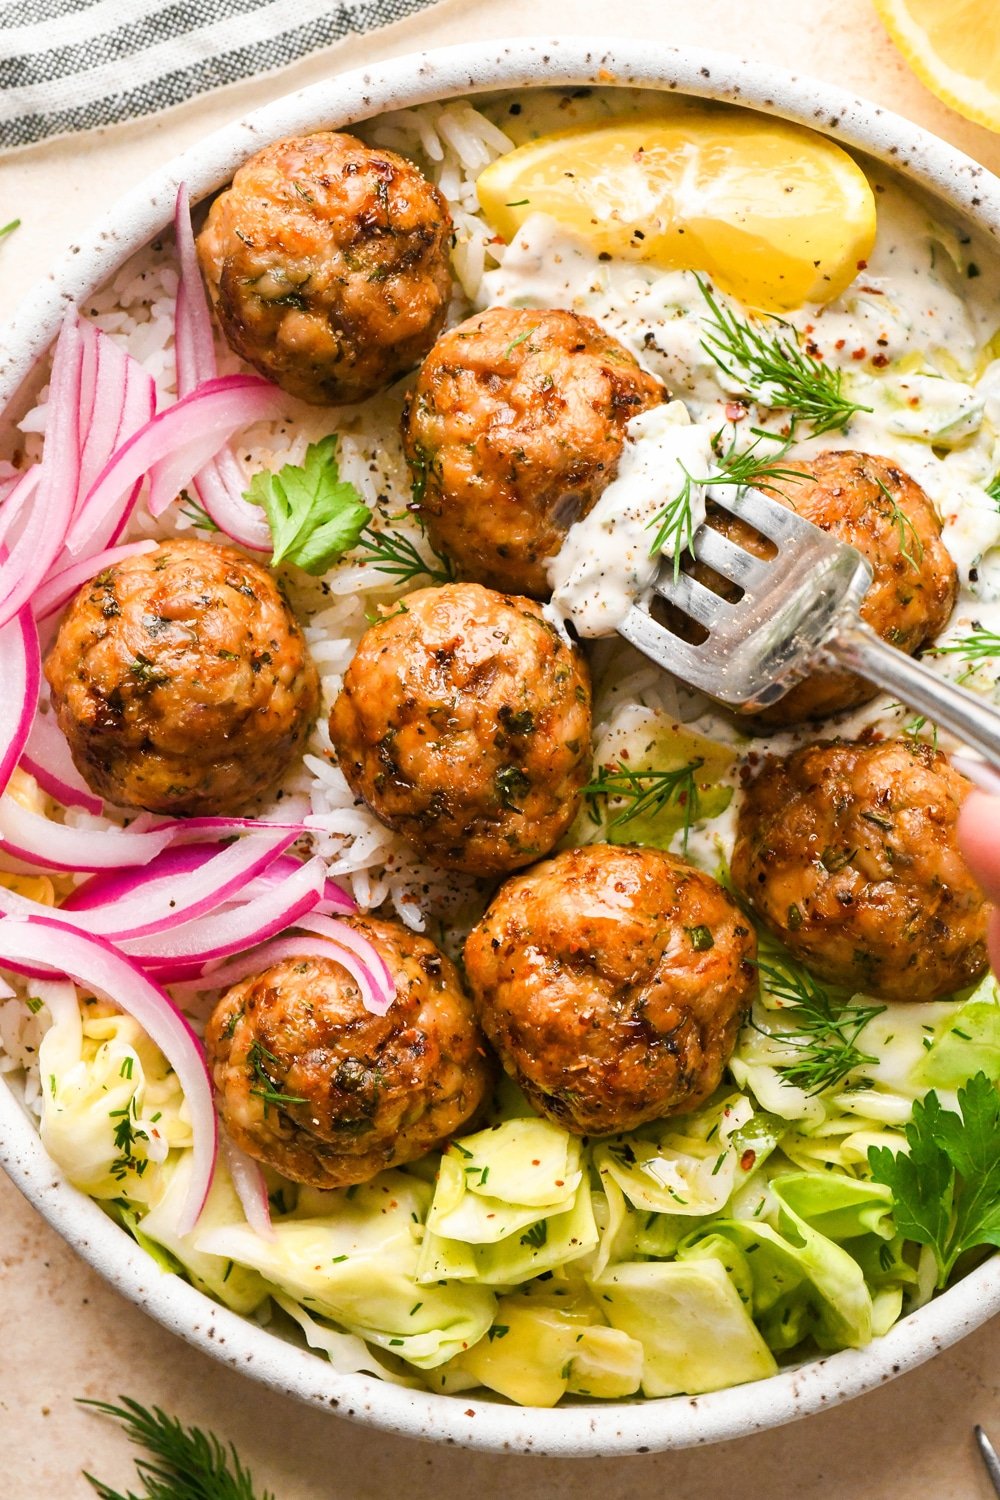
[[653, 567, 737, 626], [690, 526, 772, 589], [618, 604, 709, 681], [709, 483, 816, 542]]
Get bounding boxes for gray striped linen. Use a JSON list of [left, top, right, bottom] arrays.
[[0, 0, 438, 151]]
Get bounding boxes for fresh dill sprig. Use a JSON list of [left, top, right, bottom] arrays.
[[357, 522, 456, 587], [756, 960, 886, 1095], [874, 477, 924, 571], [902, 712, 939, 751], [0, 218, 20, 242], [178, 494, 220, 533], [703, 433, 805, 495], [986, 472, 1000, 508], [927, 629, 1000, 664], [646, 431, 804, 571], [247, 1040, 307, 1112], [79, 1396, 273, 1500], [584, 758, 704, 855], [697, 277, 872, 435], [646, 468, 700, 576]]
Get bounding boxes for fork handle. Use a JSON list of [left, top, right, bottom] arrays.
[[827, 620, 1000, 767]]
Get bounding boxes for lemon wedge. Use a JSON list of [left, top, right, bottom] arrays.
[[875, 0, 1000, 132], [476, 110, 877, 311]]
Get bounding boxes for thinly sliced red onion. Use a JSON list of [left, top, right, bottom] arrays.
[[0, 796, 176, 871], [295, 911, 395, 1007], [0, 318, 83, 630], [174, 930, 392, 1016], [143, 813, 308, 839], [173, 185, 273, 551], [21, 697, 105, 815], [0, 915, 216, 1233], [0, 608, 40, 800], [124, 855, 326, 976], [173, 186, 216, 387], [64, 376, 285, 556], [65, 829, 298, 940], [221, 1137, 275, 1242], [101, 359, 160, 550], [0, 840, 281, 930], [242, 854, 355, 914], [145, 377, 284, 521], [77, 324, 157, 512], [33, 540, 158, 623], [63, 843, 217, 910], [0, 467, 41, 550]]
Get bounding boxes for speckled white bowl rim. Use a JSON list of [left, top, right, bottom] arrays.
[[2, 35, 1000, 1458]]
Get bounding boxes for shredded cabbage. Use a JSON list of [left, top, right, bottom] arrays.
[[27, 959, 1000, 1403]]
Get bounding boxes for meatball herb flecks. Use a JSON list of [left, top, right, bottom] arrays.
[[206, 917, 493, 1188], [197, 132, 453, 406], [328, 582, 593, 874], [44, 539, 319, 816], [402, 306, 666, 598], [694, 450, 957, 726], [464, 843, 757, 1135], [731, 738, 988, 1002]]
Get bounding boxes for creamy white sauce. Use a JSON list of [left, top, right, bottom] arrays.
[[547, 401, 715, 636], [481, 176, 1000, 864]]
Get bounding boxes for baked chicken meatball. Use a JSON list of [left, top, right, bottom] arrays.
[[731, 739, 987, 1002], [45, 539, 318, 816], [692, 450, 957, 725], [402, 307, 665, 597], [197, 132, 453, 406], [206, 917, 493, 1188], [328, 582, 592, 874], [464, 844, 757, 1135]]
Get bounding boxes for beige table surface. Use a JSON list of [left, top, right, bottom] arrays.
[[3, 0, 1000, 1494]]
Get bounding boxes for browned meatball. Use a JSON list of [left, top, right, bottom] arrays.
[[197, 132, 453, 406], [328, 582, 592, 874], [205, 917, 493, 1187], [402, 307, 665, 597], [45, 539, 318, 816], [690, 451, 956, 725], [464, 844, 756, 1135], [731, 739, 987, 1002]]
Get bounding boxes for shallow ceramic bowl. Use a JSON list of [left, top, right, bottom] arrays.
[[2, 35, 1000, 1458]]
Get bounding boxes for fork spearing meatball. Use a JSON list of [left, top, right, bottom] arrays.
[[402, 306, 666, 597], [690, 450, 957, 726]]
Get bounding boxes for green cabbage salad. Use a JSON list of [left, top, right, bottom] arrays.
[[33, 946, 1000, 1407]]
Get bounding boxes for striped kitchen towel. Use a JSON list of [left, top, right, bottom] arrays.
[[0, 0, 439, 152]]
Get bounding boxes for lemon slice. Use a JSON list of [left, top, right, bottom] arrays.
[[476, 110, 877, 311], [874, 0, 1000, 132]]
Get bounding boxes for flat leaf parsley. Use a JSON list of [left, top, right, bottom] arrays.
[[868, 1071, 1000, 1288], [246, 433, 369, 575]]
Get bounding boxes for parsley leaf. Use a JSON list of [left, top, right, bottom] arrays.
[[868, 1072, 1000, 1286], [245, 434, 370, 575]]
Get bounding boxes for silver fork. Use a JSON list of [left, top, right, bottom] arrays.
[[618, 483, 1000, 764]]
